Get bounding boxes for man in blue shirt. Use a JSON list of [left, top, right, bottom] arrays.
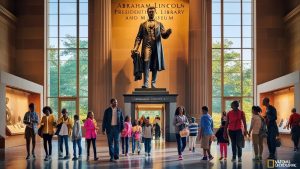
[[199, 106, 214, 161]]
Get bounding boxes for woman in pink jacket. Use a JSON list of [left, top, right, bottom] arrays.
[[84, 111, 99, 161], [121, 115, 132, 156]]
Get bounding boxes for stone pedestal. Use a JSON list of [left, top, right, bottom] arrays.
[[124, 88, 178, 142]]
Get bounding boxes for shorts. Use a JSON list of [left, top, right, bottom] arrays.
[[201, 135, 212, 150], [25, 127, 35, 140]]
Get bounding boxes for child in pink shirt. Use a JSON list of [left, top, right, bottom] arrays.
[[121, 115, 132, 156], [84, 111, 99, 161]]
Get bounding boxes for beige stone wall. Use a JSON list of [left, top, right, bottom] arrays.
[[111, 0, 189, 111], [0, 2, 16, 73], [256, 0, 288, 85], [14, 0, 44, 85], [285, 3, 300, 73]]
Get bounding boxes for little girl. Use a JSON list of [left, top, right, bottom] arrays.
[[84, 111, 99, 161], [143, 118, 153, 156], [132, 120, 142, 155], [215, 121, 229, 160], [121, 116, 132, 156]]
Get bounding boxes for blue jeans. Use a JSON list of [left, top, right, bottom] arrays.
[[59, 135, 69, 156], [107, 126, 120, 159], [132, 138, 141, 153], [72, 139, 82, 157], [144, 138, 152, 154], [176, 134, 187, 155], [121, 137, 129, 154]]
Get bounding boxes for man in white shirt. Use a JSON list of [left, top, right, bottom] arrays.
[[102, 98, 124, 162]]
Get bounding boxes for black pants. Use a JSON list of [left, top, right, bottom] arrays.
[[43, 134, 53, 156], [229, 130, 243, 158], [25, 127, 36, 156], [291, 126, 300, 148], [86, 138, 97, 157], [267, 127, 278, 157]]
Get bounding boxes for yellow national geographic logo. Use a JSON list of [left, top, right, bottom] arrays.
[[267, 160, 297, 168], [267, 160, 275, 168]]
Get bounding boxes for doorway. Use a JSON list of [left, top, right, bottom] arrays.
[[135, 104, 165, 141]]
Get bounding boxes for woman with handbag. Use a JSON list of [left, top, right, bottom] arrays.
[[40, 106, 56, 161], [224, 100, 248, 163], [173, 106, 189, 160], [57, 108, 73, 159]]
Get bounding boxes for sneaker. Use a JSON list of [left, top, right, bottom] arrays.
[[114, 155, 119, 160], [231, 157, 236, 162], [32, 154, 36, 159], [48, 155, 52, 160], [59, 154, 64, 158], [192, 147, 195, 153], [44, 156, 48, 161], [209, 155, 214, 161], [148, 153, 151, 156], [258, 156, 262, 161], [202, 156, 208, 161], [109, 158, 114, 162], [145, 154, 148, 157], [78, 155, 82, 159], [125, 153, 128, 157], [138, 151, 140, 155], [224, 157, 227, 160], [238, 158, 242, 163], [94, 157, 99, 161], [219, 157, 223, 160], [72, 157, 78, 161], [189, 148, 192, 152], [253, 156, 259, 161], [178, 155, 183, 160], [64, 156, 70, 160], [26, 155, 30, 160], [294, 148, 298, 152], [267, 155, 275, 160]]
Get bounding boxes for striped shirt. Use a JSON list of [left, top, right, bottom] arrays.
[[188, 123, 199, 136]]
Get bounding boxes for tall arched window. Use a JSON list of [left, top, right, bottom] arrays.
[[211, 0, 254, 127], [46, 0, 88, 121]]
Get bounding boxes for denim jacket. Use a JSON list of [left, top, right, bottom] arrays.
[[23, 111, 39, 134]]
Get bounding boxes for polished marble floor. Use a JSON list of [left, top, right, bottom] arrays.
[[0, 139, 299, 169]]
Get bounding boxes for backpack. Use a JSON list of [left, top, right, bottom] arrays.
[[259, 116, 268, 138]]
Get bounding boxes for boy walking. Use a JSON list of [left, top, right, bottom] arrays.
[[72, 115, 82, 160], [199, 106, 214, 161], [188, 117, 198, 152]]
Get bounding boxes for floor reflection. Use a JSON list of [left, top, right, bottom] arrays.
[[1, 140, 299, 169]]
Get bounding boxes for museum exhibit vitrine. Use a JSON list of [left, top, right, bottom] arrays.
[[0, 71, 43, 148]]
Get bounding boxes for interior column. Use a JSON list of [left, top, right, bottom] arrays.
[[88, 0, 112, 123], [188, 0, 212, 116]]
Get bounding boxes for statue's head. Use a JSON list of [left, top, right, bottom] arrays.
[[147, 6, 156, 20]]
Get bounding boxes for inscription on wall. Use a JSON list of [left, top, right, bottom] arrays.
[[113, 1, 187, 21]]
